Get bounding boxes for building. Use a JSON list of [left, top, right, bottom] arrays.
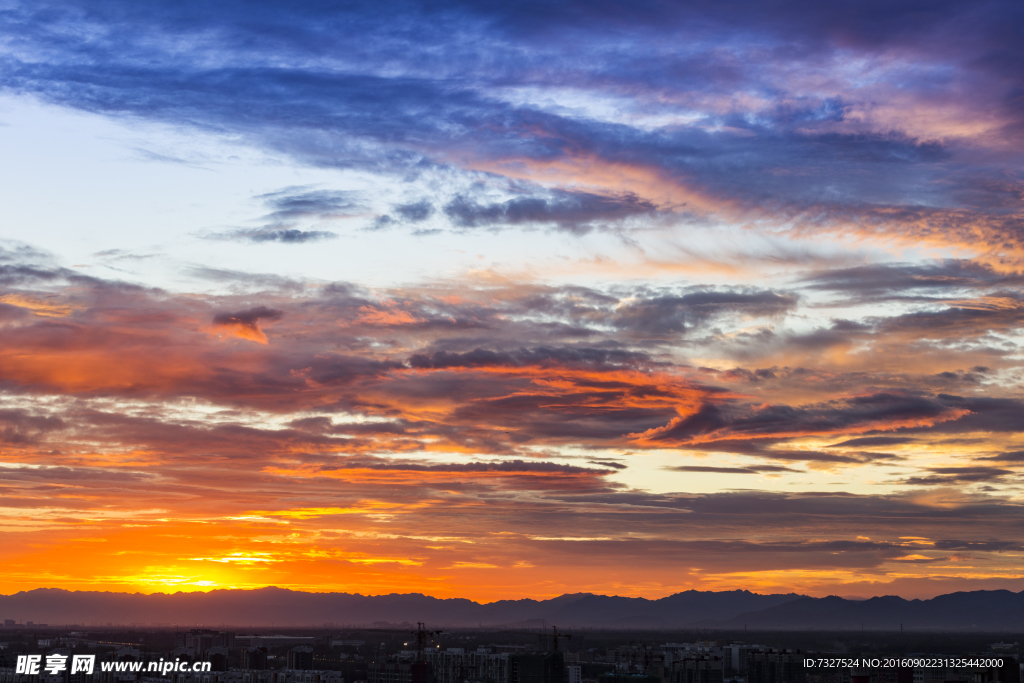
[[167, 672, 342, 683], [721, 645, 765, 676], [367, 662, 434, 683], [115, 647, 143, 662], [427, 648, 511, 683], [510, 653, 565, 683], [206, 647, 230, 672], [608, 647, 653, 674], [288, 648, 315, 671], [669, 656, 723, 683], [243, 648, 269, 671], [746, 650, 804, 683], [237, 638, 316, 649], [175, 631, 236, 652], [596, 675, 662, 683]]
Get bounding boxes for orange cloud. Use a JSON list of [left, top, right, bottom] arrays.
[[1, 263, 1023, 601], [0, 293, 79, 317]]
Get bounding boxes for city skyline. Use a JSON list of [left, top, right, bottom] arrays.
[[1, 0, 1023, 601]]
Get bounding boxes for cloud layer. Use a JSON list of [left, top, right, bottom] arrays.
[[0, 0, 1023, 600], [1, 242, 1022, 599]]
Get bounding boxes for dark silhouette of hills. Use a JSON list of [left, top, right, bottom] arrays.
[[716, 590, 1024, 631], [0, 588, 798, 628], [2, 587, 1023, 630]]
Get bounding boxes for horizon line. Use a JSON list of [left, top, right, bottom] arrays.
[[4, 585, 1022, 601]]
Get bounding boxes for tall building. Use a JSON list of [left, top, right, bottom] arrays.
[[722, 645, 765, 675], [206, 647, 230, 672], [289, 647, 315, 671], [243, 648, 269, 670], [427, 648, 510, 683]]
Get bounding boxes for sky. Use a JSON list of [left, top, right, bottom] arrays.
[[1, 0, 1023, 603]]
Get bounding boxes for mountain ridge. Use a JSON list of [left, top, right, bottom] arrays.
[[2, 588, 1023, 630]]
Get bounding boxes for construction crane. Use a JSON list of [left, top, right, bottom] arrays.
[[547, 626, 572, 652], [412, 622, 443, 662]]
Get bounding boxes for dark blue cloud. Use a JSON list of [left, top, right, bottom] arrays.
[[228, 229, 336, 244], [613, 290, 797, 335], [393, 200, 434, 222], [647, 392, 966, 445], [369, 199, 436, 231], [0, 0, 1021, 239], [407, 346, 651, 370], [208, 187, 361, 243], [256, 188, 362, 222], [444, 189, 657, 233], [212, 305, 283, 329], [800, 260, 1021, 299]]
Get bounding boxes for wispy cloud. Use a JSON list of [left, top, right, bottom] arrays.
[[207, 187, 363, 243]]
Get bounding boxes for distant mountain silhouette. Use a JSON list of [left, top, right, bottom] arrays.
[[0, 588, 798, 628], [716, 590, 1024, 631], [1, 587, 1022, 630]]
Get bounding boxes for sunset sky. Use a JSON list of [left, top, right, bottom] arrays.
[[1, 0, 1024, 602]]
